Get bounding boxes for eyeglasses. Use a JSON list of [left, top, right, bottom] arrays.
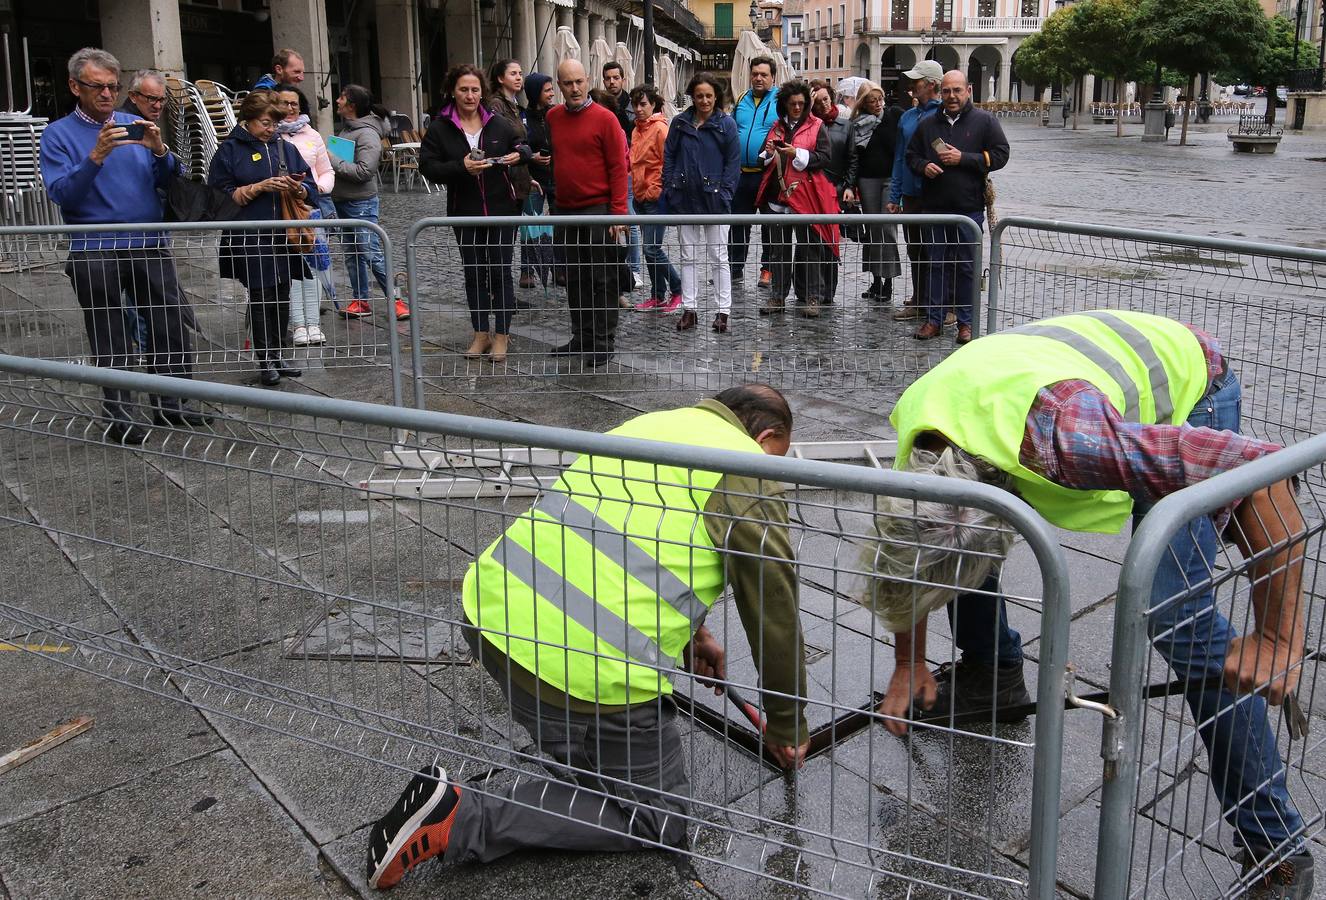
[[131, 91, 166, 104], [76, 78, 121, 94]]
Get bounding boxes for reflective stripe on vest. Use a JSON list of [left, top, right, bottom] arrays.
[[490, 534, 669, 669], [1008, 310, 1177, 423], [534, 493, 710, 629]]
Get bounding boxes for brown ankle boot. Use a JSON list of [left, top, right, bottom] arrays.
[[463, 332, 492, 359]]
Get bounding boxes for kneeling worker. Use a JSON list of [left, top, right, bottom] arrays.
[[866, 310, 1312, 897], [368, 383, 810, 889]]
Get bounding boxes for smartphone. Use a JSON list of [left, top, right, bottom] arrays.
[[468, 148, 486, 161], [123, 122, 146, 141]]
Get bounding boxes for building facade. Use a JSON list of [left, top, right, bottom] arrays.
[[0, 0, 705, 130], [799, 0, 1051, 100]]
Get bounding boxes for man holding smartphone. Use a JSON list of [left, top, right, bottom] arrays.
[[41, 47, 206, 445], [904, 70, 1008, 345]]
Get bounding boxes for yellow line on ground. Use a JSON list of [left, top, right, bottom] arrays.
[[0, 643, 71, 653]]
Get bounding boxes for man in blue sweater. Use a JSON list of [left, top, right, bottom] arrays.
[[886, 60, 942, 322], [728, 57, 779, 285], [40, 47, 208, 445]]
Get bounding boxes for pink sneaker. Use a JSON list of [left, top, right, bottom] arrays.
[[661, 294, 683, 312], [636, 296, 665, 310]]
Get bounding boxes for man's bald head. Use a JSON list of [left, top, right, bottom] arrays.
[[558, 59, 588, 105], [940, 70, 969, 112]]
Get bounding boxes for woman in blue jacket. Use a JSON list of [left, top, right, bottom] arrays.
[[662, 72, 740, 334], [208, 91, 319, 386]]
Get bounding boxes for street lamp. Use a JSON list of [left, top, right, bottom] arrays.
[[750, 0, 759, 31], [919, 18, 953, 46]]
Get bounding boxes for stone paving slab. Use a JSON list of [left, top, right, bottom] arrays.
[[0, 749, 350, 899]]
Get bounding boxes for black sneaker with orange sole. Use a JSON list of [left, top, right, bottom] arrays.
[[366, 765, 462, 890]]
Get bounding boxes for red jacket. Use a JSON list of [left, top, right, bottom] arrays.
[[547, 101, 629, 214], [630, 112, 669, 203], [756, 115, 840, 256]]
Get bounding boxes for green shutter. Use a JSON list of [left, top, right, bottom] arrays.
[[715, 3, 733, 38]]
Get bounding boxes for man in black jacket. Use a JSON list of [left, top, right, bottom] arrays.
[[906, 70, 1009, 344]]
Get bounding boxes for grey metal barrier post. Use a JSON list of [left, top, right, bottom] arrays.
[[0, 352, 1070, 898], [0, 219, 406, 407], [1096, 432, 1326, 898], [404, 213, 983, 410]]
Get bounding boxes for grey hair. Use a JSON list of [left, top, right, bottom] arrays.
[[860, 447, 1017, 633], [129, 69, 165, 93], [69, 48, 122, 82]]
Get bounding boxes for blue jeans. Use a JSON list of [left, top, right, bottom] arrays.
[[1138, 370, 1303, 855], [334, 196, 391, 301], [960, 369, 1303, 854], [626, 183, 642, 275], [924, 212, 983, 327], [635, 199, 680, 298]]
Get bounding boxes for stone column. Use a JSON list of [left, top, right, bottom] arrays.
[[100, 0, 185, 78], [534, 0, 557, 76], [376, 0, 422, 126], [513, 0, 537, 71], [575, 11, 591, 57], [270, 0, 336, 132], [996, 46, 1011, 101]]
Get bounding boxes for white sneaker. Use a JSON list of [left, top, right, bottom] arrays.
[[307, 325, 326, 345], [632, 271, 647, 290], [292, 325, 310, 346]]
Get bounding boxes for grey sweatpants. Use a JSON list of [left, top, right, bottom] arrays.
[[445, 625, 691, 864]]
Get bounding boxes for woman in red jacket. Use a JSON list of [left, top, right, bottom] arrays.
[[755, 80, 841, 320], [629, 84, 683, 312]]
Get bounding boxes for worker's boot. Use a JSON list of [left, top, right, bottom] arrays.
[[367, 765, 463, 890], [918, 659, 1031, 726], [1242, 847, 1314, 899]]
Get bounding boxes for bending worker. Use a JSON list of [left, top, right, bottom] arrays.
[[866, 310, 1311, 898], [367, 383, 810, 890]]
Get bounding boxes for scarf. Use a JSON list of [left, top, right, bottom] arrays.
[[817, 105, 839, 124], [276, 115, 309, 135]]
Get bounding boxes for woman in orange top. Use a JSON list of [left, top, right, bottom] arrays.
[[629, 84, 683, 312]]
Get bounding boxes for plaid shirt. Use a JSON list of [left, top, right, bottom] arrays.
[[1019, 325, 1280, 502]]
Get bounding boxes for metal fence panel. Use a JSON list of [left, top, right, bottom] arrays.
[[1096, 434, 1326, 899], [0, 221, 407, 404], [0, 353, 1069, 898], [403, 214, 985, 408], [987, 217, 1326, 450]]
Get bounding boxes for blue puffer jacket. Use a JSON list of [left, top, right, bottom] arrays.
[[732, 87, 779, 170], [661, 108, 740, 215]]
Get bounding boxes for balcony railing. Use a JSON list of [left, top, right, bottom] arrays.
[[962, 15, 1045, 32], [652, 0, 704, 37], [818, 25, 829, 38], [1288, 67, 1325, 92], [854, 16, 888, 33], [701, 25, 739, 39], [830, 23, 843, 36]]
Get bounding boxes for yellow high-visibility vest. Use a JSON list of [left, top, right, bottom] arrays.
[[462, 406, 764, 704], [891, 310, 1210, 533]]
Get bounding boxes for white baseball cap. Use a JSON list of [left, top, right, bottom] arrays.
[[901, 60, 944, 83]]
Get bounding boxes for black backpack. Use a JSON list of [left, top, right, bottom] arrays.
[[164, 172, 244, 223]]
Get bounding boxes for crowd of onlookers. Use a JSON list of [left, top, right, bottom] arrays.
[[38, 43, 1009, 438]]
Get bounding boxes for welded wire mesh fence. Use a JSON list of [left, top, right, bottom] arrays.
[[0, 221, 407, 398], [403, 214, 984, 405], [0, 354, 1070, 898], [1097, 434, 1326, 899], [987, 218, 1326, 450]]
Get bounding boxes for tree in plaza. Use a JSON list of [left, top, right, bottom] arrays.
[[1012, 32, 1059, 117], [1036, 5, 1093, 130], [1134, 0, 1269, 144], [1069, 0, 1148, 138], [1214, 14, 1319, 125]]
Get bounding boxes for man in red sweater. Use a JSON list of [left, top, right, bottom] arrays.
[[547, 59, 630, 368]]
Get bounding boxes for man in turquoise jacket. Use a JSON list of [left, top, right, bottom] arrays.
[[728, 56, 779, 285], [886, 60, 943, 321]]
